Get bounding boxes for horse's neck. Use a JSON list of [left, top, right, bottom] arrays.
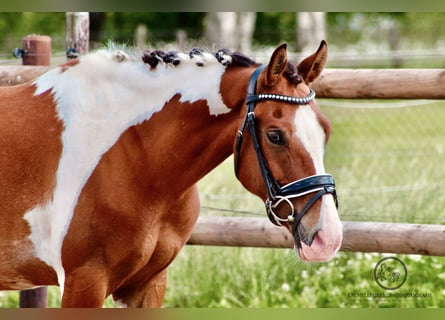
[[130, 96, 241, 195], [113, 68, 254, 196], [139, 66, 254, 193]]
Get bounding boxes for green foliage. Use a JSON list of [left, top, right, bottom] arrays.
[[102, 12, 205, 44], [0, 12, 207, 55], [254, 13, 296, 48]]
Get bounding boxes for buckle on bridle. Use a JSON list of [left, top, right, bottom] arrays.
[[266, 197, 295, 226]]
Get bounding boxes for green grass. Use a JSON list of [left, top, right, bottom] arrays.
[[165, 250, 445, 308], [2, 100, 445, 308], [322, 100, 445, 225]]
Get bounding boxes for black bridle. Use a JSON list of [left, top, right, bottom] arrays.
[[234, 65, 338, 231]]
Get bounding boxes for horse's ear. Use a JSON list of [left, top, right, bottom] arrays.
[[297, 40, 328, 84], [264, 43, 288, 87]]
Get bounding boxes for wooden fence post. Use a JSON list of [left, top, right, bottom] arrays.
[[65, 12, 89, 59], [19, 287, 48, 308], [19, 35, 51, 66], [176, 29, 187, 51], [17, 34, 51, 308]]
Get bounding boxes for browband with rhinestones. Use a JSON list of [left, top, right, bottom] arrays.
[[246, 89, 315, 105]]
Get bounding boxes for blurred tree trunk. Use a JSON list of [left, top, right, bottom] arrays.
[[388, 18, 402, 68], [237, 12, 256, 53], [204, 12, 256, 52], [296, 12, 326, 53]]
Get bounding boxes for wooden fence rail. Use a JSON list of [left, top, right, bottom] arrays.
[[0, 66, 50, 86], [188, 216, 445, 256], [311, 69, 445, 99], [3, 66, 445, 100]]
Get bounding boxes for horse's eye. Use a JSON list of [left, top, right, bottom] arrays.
[[266, 130, 285, 145]]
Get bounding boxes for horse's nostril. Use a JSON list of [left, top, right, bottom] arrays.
[[294, 222, 319, 247]]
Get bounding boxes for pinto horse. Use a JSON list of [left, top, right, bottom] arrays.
[[0, 41, 342, 307]]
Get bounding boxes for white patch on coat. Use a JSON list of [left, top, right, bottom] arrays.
[[294, 105, 342, 261], [24, 48, 230, 291], [294, 105, 326, 174]]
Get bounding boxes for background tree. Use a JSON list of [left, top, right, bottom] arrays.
[[2, 12, 445, 67], [296, 12, 326, 53], [203, 12, 256, 52]]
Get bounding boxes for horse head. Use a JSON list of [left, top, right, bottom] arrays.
[[232, 41, 342, 262]]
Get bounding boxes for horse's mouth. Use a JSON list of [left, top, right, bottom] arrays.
[[292, 209, 343, 262]]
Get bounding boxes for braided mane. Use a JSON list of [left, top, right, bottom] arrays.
[[140, 47, 258, 69], [100, 44, 301, 85]]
